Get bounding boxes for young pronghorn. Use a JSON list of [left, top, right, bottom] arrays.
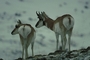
[[35, 12, 74, 51], [11, 20, 36, 60]]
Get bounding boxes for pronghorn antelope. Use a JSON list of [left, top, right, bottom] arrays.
[[11, 20, 36, 60], [35, 12, 74, 51]]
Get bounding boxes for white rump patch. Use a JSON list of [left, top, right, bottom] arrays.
[[63, 17, 74, 30], [18, 25, 31, 38]]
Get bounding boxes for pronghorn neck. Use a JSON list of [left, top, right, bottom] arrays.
[[45, 18, 54, 30]]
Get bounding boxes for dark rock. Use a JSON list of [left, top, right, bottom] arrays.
[[15, 46, 90, 60], [54, 50, 64, 54], [84, 5, 89, 9], [59, 4, 62, 7], [15, 13, 21, 17], [15, 58, 22, 60], [87, 46, 90, 50], [3, 12, 6, 15], [74, 8, 78, 12], [19, 0, 24, 2], [63, 2, 67, 5], [28, 17, 33, 21], [85, 1, 89, 5], [40, 57, 46, 60], [49, 55, 54, 58], [81, 10, 84, 13], [22, 11, 26, 14], [5, 1, 10, 5], [80, 48, 87, 53], [79, 34, 84, 37], [34, 54, 42, 58], [0, 58, 3, 60], [48, 52, 55, 55], [27, 56, 33, 59]]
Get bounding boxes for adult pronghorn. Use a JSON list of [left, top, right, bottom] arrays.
[[35, 12, 74, 51], [11, 20, 36, 60]]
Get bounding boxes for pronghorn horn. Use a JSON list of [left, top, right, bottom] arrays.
[[39, 12, 41, 15], [36, 11, 39, 16], [36, 11, 45, 21], [17, 20, 22, 24], [36, 11, 41, 16], [41, 12, 43, 15]]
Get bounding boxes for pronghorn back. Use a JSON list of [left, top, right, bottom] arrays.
[[54, 14, 74, 31]]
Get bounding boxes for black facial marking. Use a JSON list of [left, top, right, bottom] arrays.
[[43, 21, 45, 25], [15, 25, 19, 28], [35, 21, 39, 27]]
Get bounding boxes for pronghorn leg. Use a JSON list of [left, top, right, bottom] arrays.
[[61, 34, 64, 50], [20, 38, 24, 59], [25, 47, 28, 60], [61, 35, 65, 50], [63, 35, 67, 50], [22, 46, 25, 60], [68, 35, 71, 52], [68, 28, 73, 51], [22, 47, 24, 59], [55, 33, 59, 50], [31, 42, 34, 57], [61, 29, 67, 51]]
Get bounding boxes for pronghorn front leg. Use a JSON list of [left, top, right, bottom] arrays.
[[55, 33, 59, 50]]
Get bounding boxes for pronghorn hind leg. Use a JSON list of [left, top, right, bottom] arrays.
[[63, 35, 67, 51], [68, 28, 73, 51], [61, 34, 67, 51], [31, 42, 34, 57], [61, 28, 67, 51], [22, 46, 24, 60], [55, 33, 59, 50], [20, 38, 24, 59], [25, 47, 28, 60]]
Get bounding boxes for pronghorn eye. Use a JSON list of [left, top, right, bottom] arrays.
[[38, 17, 43, 20], [43, 21, 45, 25], [15, 25, 19, 28]]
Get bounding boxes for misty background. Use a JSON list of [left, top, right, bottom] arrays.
[[0, 0, 90, 60]]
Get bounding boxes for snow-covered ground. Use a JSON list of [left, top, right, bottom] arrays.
[[0, 0, 90, 60]]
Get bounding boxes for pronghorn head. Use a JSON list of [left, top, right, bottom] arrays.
[[35, 11, 47, 28], [11, 20, 22, 35]]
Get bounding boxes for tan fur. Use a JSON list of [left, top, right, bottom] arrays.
[[45, 14, 74, 51], [11, 21, 36, 60], [36, 12, 74, 51]]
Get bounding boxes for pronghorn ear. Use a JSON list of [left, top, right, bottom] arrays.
[[41, 12, 46, 20], [41, 11, 46, 18], [42, 11, 49, 18], [36, 11, 41, 16], [17, 20, 22, 24]]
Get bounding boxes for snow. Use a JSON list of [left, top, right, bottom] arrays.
[[0, 0, 90, 60]]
